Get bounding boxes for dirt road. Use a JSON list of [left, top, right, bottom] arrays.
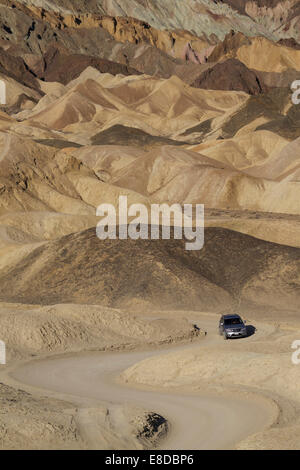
[[10, 314, 276, 450]]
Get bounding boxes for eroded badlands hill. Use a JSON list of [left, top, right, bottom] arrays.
[[0, 0, 298, 318], [15, 0, 300, 43], [0, 227, 299, 315]]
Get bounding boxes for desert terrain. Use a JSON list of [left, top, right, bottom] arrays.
[[0, 0, 300, 451]]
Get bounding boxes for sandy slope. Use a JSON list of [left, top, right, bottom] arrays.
[[0, 303, 201, 362]]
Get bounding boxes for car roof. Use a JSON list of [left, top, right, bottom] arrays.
[[223, 314, 241, 319]]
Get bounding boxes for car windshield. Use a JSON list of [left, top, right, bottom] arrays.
[[224, 318, 242, 325]]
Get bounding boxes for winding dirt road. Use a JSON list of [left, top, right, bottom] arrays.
[[10, 315, 275, 450]]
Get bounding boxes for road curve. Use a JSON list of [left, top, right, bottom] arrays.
[[11, 342, 275, 450]]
